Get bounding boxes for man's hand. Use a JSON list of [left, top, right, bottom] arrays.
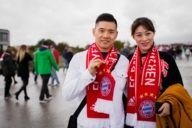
[[88, 59, 103, 76]]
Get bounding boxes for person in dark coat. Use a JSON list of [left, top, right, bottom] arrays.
[[15, 45, 33, 101], [63, 47, 74, 72], [1, 47, 17, 100]]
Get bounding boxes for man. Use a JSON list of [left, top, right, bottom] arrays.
[[62, 13, 128, 128], [34, 41, 59, 103]]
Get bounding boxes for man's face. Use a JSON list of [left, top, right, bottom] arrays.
[[93, 21, 118, 52]]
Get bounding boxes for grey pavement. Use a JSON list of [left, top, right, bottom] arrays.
[[0, 58, 192, 128], [0, 70, 76, 128], [176, 59, 192, 96]]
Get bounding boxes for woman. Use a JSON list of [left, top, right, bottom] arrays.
[[125, 17, 183, 128], [15, 45, 32, 101]]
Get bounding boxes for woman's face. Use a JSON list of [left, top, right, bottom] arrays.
[[133, 25, 155, 53]]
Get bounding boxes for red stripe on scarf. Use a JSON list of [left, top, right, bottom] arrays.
[[86, 43, 119, 118], [127, 47, 161, 122]]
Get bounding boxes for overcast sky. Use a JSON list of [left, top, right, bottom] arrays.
[[1, 0, 192, 47]]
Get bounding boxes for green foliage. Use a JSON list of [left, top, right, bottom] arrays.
[[37, 39, 55, 47], [114, 40, 124, 50], [73, 46, 85, 53], [12, 39, 129, 56], [56, 42, 69, 55]]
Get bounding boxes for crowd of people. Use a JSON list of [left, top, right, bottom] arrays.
[[0, 42, 73, 103], [0, 13, 192, 128]]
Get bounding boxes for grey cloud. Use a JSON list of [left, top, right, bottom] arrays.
[[0, 0, 192, 47]]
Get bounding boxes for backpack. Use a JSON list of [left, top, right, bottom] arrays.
[[1, 54, 17, 76]]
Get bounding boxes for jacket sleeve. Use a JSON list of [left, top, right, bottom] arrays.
[[62, 51, 96, 101], [34, 52, 38, 74], [160, 52, 183, 93], [49, 51, 59, 71], [53, 49, 60, 65]]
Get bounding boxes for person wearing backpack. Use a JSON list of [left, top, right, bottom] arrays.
[[1, 47, 17, 100]]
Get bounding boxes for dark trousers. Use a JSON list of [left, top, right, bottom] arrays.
[[16, 77, 29, 97], [39, 74, 51, 100], [4, 76, 12, 97]]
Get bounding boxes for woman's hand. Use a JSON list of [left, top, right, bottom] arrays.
[[158, 102, 170, 117]]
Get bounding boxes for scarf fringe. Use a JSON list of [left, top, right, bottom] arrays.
[[126, 113, 156, 128], [125, 113, 137, 126]]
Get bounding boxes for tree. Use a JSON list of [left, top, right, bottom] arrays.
[[56, 42, 69, 55], [37, 39, 55, 47], [114, 40, 124, 50]]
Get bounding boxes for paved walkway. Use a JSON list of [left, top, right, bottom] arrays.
[[176, 59, 192, 95], [0, 70, 76, 128], [0, 58, 191, 128]]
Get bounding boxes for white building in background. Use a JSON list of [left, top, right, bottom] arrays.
[[0, 29, 10, 51]]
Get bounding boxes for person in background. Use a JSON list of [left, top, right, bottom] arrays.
[[50, 44, 60, 86], [62, 47, 74, 73], [34, 41, 59, 103], [185, 47, 191, 61], [9, 46, 18, 85], [32, 49, 39, 85], [1, 47, 17, 100], [0, 49, 3, 58], [33, 68, 39, 84], [125, 17, 183, 128], [120, 42, 130, 58], [15, 45, 33, 101], [12, 75, 18, 85], [0, 49, 4, 75], [62, 13, 128, 128]]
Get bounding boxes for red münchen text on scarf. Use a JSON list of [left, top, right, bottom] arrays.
[[86, 43, 119, 118], [127, 47, 161, 122]]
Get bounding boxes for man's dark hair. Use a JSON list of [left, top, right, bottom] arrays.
[[95, 13, 117, 27]]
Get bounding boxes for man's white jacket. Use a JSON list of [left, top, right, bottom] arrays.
[[62, 50, 129, 128]]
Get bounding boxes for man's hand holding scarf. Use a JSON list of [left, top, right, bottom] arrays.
[[88, 59, 103, 76]]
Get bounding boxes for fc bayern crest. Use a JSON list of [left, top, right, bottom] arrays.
[[100, 76, 112, 96], [138, 100, 155, 119]]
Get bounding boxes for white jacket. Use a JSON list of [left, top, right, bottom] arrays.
[[62, 50, 128, 128]]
